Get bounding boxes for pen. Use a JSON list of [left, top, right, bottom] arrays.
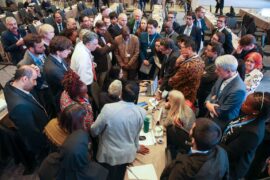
[[127, 166, 139, 180]]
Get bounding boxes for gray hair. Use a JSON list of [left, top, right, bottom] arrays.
[[108, 80, 122, 97], [5, 17, 16, 24], [82, 31, 98, 44], [215, 54, 238, 72]]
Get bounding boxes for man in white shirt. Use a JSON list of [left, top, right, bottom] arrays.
[[205, 55, 246, 130], [71, 31, 98, 95]]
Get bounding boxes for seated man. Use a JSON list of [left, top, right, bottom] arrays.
[[91, 81, 149, 180], [161, 118, 229, 179], [205, 55, 246, 130]]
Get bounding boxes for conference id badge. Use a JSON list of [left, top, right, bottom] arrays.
[[147, 48, 152, 53], [126, 53, 131, 58], [22, 45, 27, 49]]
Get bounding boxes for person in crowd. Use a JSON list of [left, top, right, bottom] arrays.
[[38, 24, 55, 56], [169, 37, 205, 105], [1, 17, 27, 65], [161, 118, 229, 179], [178, 12, 202, 52], [110, 13, 128, 38], [167, 11, 181, 34], [107, 12, 118, 36], [153, 38, 164, 72], [103, 16, 111, 29], [155, 38, 179, 99], [62, 28, 78, 46], [18, 33, 56, 119], [66, 18, 77, 31], [99, 79, 122, 110], [92, 21, 115, 89], [102, 66, 123, 92], [233, 35, 263, 80], [79, 15, 94, 31], [135, 18, 147, 37], [4, 65, 49, 174], [71, 31, 98, 94], [44, 103, 87, 148], [197, 42, 223, 117], [241, 15, 256, 36], [165, 90, 196, 158], [160, 21, 179, 45], [212, 15, 234, 54], [39, 104, 108, 180], [128, 9, 143, 34], [215, 0, 224, 15], [244, 52, 263, 94], [221, 92, 270, 179], [52, 11, 66, 35], [139, 19, 161, 79], [114, 26, 139, 80], [94, 6, 112, 26], [211, 31, 225, 44], [91, 81, 149, 180], [194, 6, 207, 42], [60, 70, 94, 130], [205, 54, 246, 130], [44, 36, 73, 113]]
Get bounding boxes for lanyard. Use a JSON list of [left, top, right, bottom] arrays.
[[223, 116, 256, 136], [147, 33, 157, 47]]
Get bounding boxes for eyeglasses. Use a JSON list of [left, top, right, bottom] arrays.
[[168, 16, 174, 19]]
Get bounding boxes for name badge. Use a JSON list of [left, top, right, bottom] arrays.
[[126, 53, 131, 58], [147, 48, 152, 53], [22, 45, 27, 49]]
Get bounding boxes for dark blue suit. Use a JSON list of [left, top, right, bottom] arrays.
[[1, 29, 27, 64], [178, 25, 202, 52], [206, 74, 246, 130], [194, 18, 207, 41]]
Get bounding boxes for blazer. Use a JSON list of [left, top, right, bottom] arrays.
[[178, 25, 202, 52], [159, 49, 179, 91], [4, 81, 49, 154], [44, 54, 69, 111], [114, 34, 140, 70], [52, 21, 66, 35], [206, 74, 246, 130], [160, 31, 179, 45], [173, 21, 181, 34], [92, 31, 115, 73], [1, 29, 27, 64], [213, 28, 234, 54], [194, 18, 207, 41]]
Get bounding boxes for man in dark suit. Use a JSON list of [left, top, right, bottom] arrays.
[[178, 12, 202, 52], [18, 33, 56, 119], [215, 0, 224, 15], [160, 21, 179, 45], [52, 11, 66, 35], [1, 17, 27, 65], [127, 9, 143, 34], [109, 13, 127, 38], [194, 6, 207, 42], [155, 38, 179, 100], [44, 36, 73, 113], [212, 15, 234, 54], [4, 65, 49, 174], [92, 20, 115, 88], [167, 11, 181, 34], [205, 54, 246, 130]]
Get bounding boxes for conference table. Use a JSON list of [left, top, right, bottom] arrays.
[[124, 84, 167, 180], [204, 11, 239, 49], [239, 8, 270, 30]]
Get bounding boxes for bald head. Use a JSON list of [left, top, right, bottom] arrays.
[[14, 65, 38, 92]]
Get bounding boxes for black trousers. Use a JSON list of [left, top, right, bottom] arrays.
[[100, 162, 128, 180]]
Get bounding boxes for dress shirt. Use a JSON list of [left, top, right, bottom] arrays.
[[184, 25, 193, 36], [71, 42, 94, 85], [91, 101, 146, 166]]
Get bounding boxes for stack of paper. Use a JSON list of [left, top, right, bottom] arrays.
[[127, 164, 158, 180]]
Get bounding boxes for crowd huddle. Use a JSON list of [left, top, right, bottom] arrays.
[[1, 2, 270, 180]]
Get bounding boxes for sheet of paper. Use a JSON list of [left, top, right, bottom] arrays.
[[139, 130, 156, 146], [127, 164, 158, 180]]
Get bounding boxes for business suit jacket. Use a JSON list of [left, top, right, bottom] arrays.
[[178, 25, 202, 52], [160, 31, 179, 45], [159, 49, 179, 91], [206, 74, 246, 129], [114, 34, 139, 69], [173, 21, 181, 34], [52, 21, 66, 35], [4, 81, 49, 154], [1, 29, 27, 64], [92, 31, 115, 73], [213, 28, 234, 54], [194, 18, 207, 41], [44, 54, 69, 111]]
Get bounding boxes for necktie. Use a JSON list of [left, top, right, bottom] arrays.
[[133, 21, 139, 34]]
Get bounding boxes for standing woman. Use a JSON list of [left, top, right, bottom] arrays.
[[135, 18, 147, 37], [244, 52, 263, 94], [60, 70, 94, 130], [221, 92, 270, 179]]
